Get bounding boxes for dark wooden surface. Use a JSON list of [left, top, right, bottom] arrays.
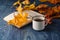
[[0, 0, 60, 40]]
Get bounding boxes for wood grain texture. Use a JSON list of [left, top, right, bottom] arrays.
[[0, 0, 60, 40]]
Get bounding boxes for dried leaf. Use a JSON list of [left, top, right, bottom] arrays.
[[39, 0, 47, 2], [13, 0, 20, 6], [16, 4, 23, 14], [48, 0, 58, 4], [35, 4, 48, 14], [29, 2, 35, 10], [22, 0, 30, 5]]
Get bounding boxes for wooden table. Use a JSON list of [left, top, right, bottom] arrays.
[[0, 0, 60, 40]]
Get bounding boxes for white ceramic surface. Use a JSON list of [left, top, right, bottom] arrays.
[[32, 16, 47, 30]]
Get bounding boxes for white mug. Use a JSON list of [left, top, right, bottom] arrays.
[[32, 16, 48, 31]]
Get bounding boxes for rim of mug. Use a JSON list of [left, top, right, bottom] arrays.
[[32, 15, 45, 21]]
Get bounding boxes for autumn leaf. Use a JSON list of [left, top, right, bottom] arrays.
[[13, 0, 20, 6], [39, 0, 47, 2], [22, 0, 30, 5], [48, 0, 58, 4]]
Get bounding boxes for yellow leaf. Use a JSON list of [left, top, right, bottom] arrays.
[[23, 12, 28, 17], [16, 4, 23, 13], [22, 0, 30, 5], [13, 0, 20, 6], [29, 2, 35, 9]]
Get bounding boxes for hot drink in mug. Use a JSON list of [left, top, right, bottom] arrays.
[[32, 16, 48, 31]]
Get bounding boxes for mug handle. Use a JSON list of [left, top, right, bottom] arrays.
[[45, 19, 48, 26]]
